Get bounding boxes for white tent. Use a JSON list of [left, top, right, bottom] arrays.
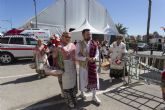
[[104, 24, 117, 35], [71, 19, 104, 41], [21, 0, 118, 40], [72, 19, 103, 34]]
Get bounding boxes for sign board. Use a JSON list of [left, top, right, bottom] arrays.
[[21, 29, 51, 42]]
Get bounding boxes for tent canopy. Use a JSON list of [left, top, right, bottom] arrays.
[[72, 19, 103, 34], [21, 0, 118, 36], [71, 19, 104, 42], [104, 24, 117, 35]]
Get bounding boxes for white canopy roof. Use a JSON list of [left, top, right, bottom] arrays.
[[21, 0, 118, 35], [72, 19, 103, 34]]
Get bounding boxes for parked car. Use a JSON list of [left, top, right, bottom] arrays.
[[0, 35, 37, 64], [137, 43, 149, 51]]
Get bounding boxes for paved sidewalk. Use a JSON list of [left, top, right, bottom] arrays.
[[16, 81, 165, 110], [1, 53, 165, 110]]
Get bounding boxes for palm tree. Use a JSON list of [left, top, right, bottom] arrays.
[[115, 23, 128, 35]]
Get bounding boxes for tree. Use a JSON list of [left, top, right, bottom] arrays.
[[153, 31, 159, 37], [137, 35, 143, 42], [115, 23, 128, 35]]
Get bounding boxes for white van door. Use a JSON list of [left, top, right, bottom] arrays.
[[8, 37, 35, 57]]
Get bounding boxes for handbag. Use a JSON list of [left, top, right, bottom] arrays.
[[111, 59, 124, 70], [101, 59, 111, 70]]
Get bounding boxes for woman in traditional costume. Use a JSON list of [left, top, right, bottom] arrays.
[[46, 32, 77, 109], [109, 34, 127, 82], [34, 39, 48, 79]]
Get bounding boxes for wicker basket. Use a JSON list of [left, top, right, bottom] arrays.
[[101, 60, 110, 70]]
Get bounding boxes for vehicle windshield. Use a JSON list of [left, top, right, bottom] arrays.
[[0, 37, 9, 44]]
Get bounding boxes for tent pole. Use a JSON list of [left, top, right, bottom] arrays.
[[33, 0, 38, 29], [105, 9, 107, 27], [64, 0, 67, 31], [88, 0, 90, 21]]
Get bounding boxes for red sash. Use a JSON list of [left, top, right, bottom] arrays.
[[87, 40, 98, 90]]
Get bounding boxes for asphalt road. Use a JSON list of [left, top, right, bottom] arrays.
[[0, 51, 165, 110]]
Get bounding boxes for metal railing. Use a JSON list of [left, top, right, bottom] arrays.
[[124, 53, 165, 85]]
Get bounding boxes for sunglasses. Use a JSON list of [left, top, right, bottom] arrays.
[[65, 36, 71, 39]]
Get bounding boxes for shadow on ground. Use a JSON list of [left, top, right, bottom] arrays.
[[0, 58, 33, 66], [103, 82, 165, 110], [99, 78, 123, 90], [0, 74, 40, 85], [139, 71, 161, 85], [20, 94, 99, 110]]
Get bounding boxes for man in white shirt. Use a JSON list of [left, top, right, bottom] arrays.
[[76, 29, 101, 105]]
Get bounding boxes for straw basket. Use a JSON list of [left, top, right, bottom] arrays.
[[101, 60, 110, 71]]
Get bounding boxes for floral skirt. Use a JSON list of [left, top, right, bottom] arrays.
[[63, 86, 78, 108], [58, 76, 78, 108]]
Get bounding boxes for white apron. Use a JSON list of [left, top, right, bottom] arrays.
[[110, 42, 127, 70], [62, 60, 77, 89], [36, 54, 47, 70], [79, 67, 88, 91]]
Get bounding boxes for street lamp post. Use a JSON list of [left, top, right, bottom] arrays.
[[147, 0, 152, 55], [33, 0, 38, 29]]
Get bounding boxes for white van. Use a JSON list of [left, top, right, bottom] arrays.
[[0, 35, 37, 64], [20, 29, 51, 43]]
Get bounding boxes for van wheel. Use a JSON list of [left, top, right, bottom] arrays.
[[0, 52, 14, 64]]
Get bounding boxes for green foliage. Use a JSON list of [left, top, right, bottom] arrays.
[[115, 23, 128, 35]]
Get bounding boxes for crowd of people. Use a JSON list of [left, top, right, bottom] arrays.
[[32, 29, 128, 110]]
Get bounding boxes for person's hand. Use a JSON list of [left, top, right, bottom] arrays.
[[57, 70, 64, 75], [115, 59, 121, 65], [88, 57, 96, 62], [86, 57, 90, 62]]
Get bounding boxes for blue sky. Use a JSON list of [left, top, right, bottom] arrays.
[[0, 0, 165, 36]]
